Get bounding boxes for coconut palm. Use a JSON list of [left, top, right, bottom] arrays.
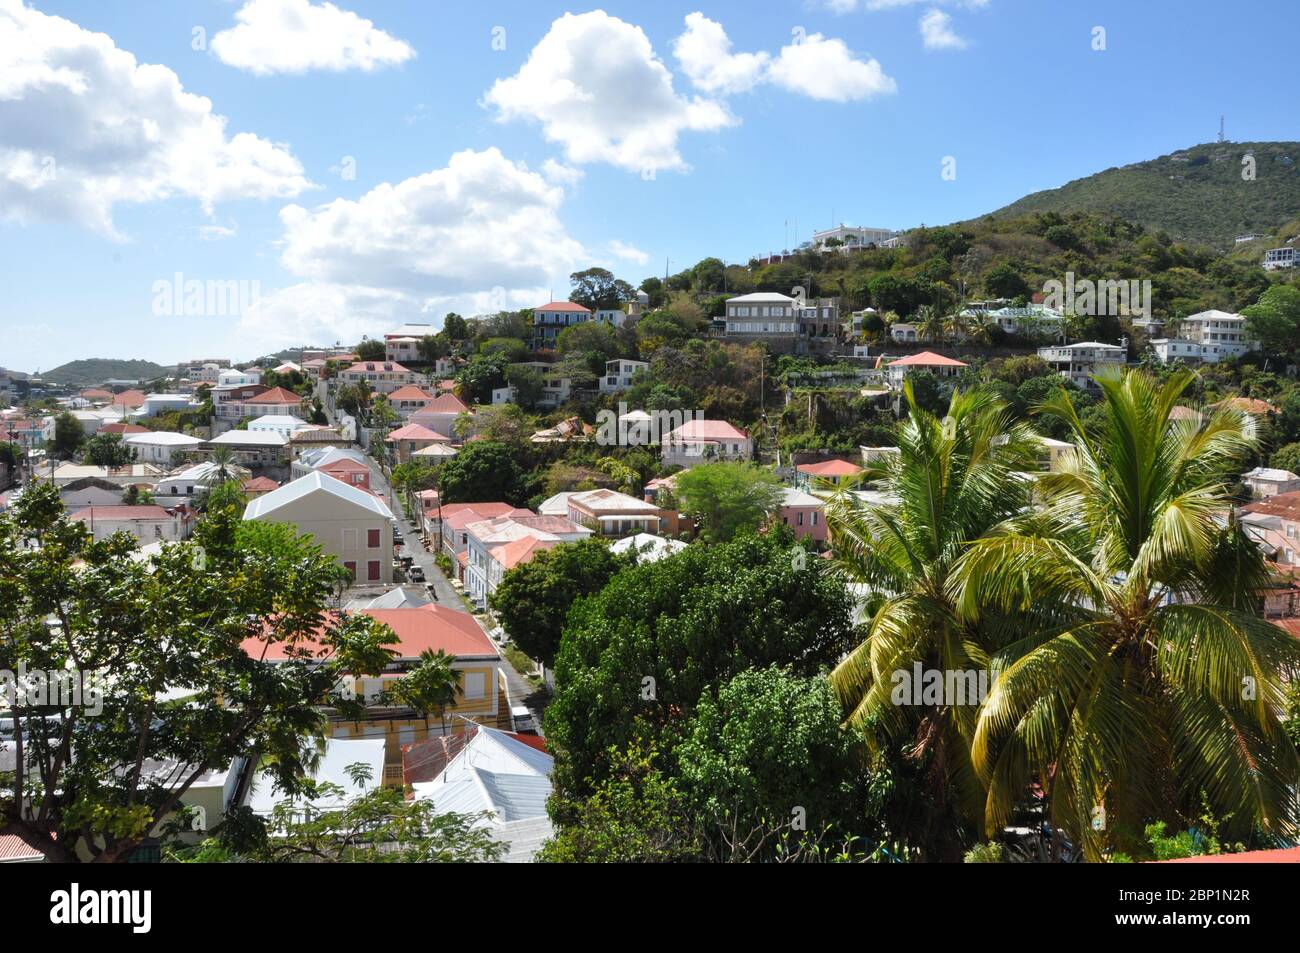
[[826, 383, 1042, 859], [964, 312, 994, 347], [199, 445, 249, 489], [915, 306, 946, 346], [949, 368, 1300, 860]]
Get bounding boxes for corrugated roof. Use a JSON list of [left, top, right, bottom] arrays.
[[243, 470, 393, 521]]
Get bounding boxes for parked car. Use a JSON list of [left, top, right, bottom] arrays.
[[510, 705, 537, 734], [408, 565, 425, 582]]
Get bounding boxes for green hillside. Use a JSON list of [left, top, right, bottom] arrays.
[[984, 141, 1300, 250], [41, 358, 170, 386]]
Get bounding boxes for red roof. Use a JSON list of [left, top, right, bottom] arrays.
[[888, 351, 968, 368], [441, 503, 532, 529], [1275, 618, 1300, 639], [1160, 846, 1300, 864], [668, 419, 749, 441], [386, 385, 435, 402], [242, 477, 279, 491], [386, 423, 450, 443], [417, 392, 470, 415], [99, 422, 150, 435], [1212, 397, 1277, 416], [243, 604, 497, 662], [112, 389, 147, 407], [80, 388, 113, 400], [1243, 491, 1300, 521], [247, 386, 302, 405], [0, 825, 48, 862], [490, 536, 558, 570], [536, 301, 591, 313], [797, 459, 864, 477], [318, 459, 369, 475], [72, 505, 172, 522]]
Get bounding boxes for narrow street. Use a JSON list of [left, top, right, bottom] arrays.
[[361, 449, 546, 732]]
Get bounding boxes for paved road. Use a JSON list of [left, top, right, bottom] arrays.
[[361, 451, 546, 732]]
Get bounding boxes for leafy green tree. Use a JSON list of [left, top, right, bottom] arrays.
[[570, 267, 634, 311], [677, 666, 867, 843], [0, 481, 399, 862], [825, 382, 1040, 860], [1271, 441, 1300, 474], [454, 354, 508, 404], [51, 411, 85, 459], [479, 337, 530, 362], [547, 532, 856, 798], [674, 462, 783, 542], [355, 339, 386, 360], [179, 789, 504, 863], [951, 368, 1300, 860], [1242, 285, 1300, 359], [490, 539, 632, 668], [983, 261, 1031, 300], [82, 432, 137, 467], [442, 312, 469, 341], [437, 440, 528, 505], [504, 364, 544, 410]]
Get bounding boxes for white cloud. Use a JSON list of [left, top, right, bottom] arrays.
[[210, 0, 414, 76], [768, 34, 897, 102], [609, 240, 650, 266], [919, 9, 967, 49], [238, 148, 585, 352], [541, 158, 584, 188], [672, 12, 769, 95], [483, 11, 734, 174], [0, 0, 312, 237], [197, 224, 237, 241]]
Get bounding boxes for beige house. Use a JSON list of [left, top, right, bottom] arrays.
[[243, 471, 396, 584]]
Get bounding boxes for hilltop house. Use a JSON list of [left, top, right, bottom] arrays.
[[243, 471, 395, 584], [532, 301, 592, 350], [661, 419, 753, 468], [884, 352, 968, 389], [385, 423, 452, 463], [463, 514, 592, 607], [124, 431, 204, 466], [1036, 342, 1126, 389]]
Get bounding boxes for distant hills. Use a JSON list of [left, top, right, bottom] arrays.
[[982, 141, 1300, 250], [40, 359, 171, 386]]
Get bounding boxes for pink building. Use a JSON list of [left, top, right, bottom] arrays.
[[778, 488, 827, 544]]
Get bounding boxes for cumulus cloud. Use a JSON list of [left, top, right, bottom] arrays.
[[235, 148, 594, 352], [210, 0, 414, 75], [541, 159, 584, 188], [672, 12, 769, 95], [919, 9, 968, 49], [483, 11, 734, 174], [768, 34, 897, 102], [0, 0, 312, 237], [672, 15, 896, 104], [608, 240, 650, 266]]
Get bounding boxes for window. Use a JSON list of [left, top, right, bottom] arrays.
[[343, 561, 357, 580], [367, 560, 381, 581], [462, 672, 486, 700], [367, 528, 381, 548], [342, 528, 359, 551]]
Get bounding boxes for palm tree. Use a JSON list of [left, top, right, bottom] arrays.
[[949, 368, 1300, 859], [199, 445, 249, 489], [964, 312, 994, 347], [915, 306, 945, 346], [391, 649, 464, 736], [825, 383, 1042, 859]]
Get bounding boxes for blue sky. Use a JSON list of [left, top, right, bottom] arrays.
[[2, 0, 1296, 372]]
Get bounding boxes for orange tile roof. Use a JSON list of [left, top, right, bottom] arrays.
[[243, 604, 497, 662], [111, 389, 147, 407], [889, 351, 968, 368], [536, 301, 591, 313], [242, 477, 279, 491], [420, 392, 470, 414], [1243, 491, 1300, 521], [247, 386, 302, 405], [668, 419, 749, 441], [387, 385, 435, 402], [386, 423, 451, 442], [1275, 618, 1300, 640], [442, 503, 532, 529], [99, 422, 150, 435], [797, 459, 864, 477], [490, 535, 558, 570], [1212, 396, 1277, 416]]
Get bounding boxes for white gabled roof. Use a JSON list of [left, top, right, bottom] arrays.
[[727, 292, 796, 304], [780, 487, 824, 508], [1183, 309, 1244, 323], [610, 533, 688, 562], [1244, 467, 1299, 482], [208, 430, 289, 447], [243, 470, 394, 521], [124, 431, 203, 446], [411, 726, 553, 825]]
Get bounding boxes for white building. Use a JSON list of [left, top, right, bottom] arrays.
[[124, 431, 204, 465], [140, 394, 196, 418], [463, 515, 592, 608], [811, 224, 899, 251], [1263, 247, 1298, 270], [247, 414, 314, 438], [216, 368, 263, 387], [71, 504, 192, 544], [1171, 310, 1254, 362], [600, 359, 649, 393], [1036, 342, 1126, 388], [1243, 467, 1300, 499]]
